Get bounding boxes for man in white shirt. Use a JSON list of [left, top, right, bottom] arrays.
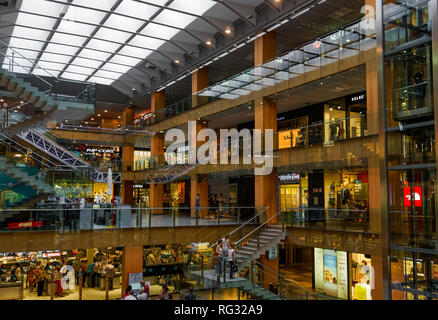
[[136, 287, 148, 300]]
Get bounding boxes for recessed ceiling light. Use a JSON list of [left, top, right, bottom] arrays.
[[174, 59, 180, 64], [225, 27, 232, 34], [118, 116, 121, 119], [104, 110, 108, 112], [97, 114, 101, 116], [206, 40, 212, 46], [91, 118, 94, 121]]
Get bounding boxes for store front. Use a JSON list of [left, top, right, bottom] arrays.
[[134, 150, 151, 171], [314, 248, 375, 300], [133, 184, 149, 207], [0, 247, 123, 300], [278, 173, 308, 224], [323, 92, 367, 145], [71, 144, 120, 171], [324, 169, 369, 222]]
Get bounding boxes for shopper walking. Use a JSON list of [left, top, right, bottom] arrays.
[[228, 244, 236, 279], [214, 240, 223, 276], [140, 280, 150, 300], [53, 266, 63, 297], [195, 193, 201, 224], [184, 287, 197, 300], [104, 260, 115, 290], [158, 285, 172, 300], [87, 259, 96, 288], [36, 266, 45, 296]]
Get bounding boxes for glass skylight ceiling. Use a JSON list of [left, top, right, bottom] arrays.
[[196, 19, 377, 101], [2, 0, 217, 85]]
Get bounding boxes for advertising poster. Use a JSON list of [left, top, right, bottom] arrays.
[[314, 248, 324, 293], [323, 249, 338, 297], [278, 130, 292, 149], [337, 251, 348, 299]]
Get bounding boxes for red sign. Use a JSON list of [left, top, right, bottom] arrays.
[[8, 221, 43, 229], [44, 252, 61, 258], [403, 186, 422, 207]]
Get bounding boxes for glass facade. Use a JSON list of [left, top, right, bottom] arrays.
[[383, 0, 437, 299]]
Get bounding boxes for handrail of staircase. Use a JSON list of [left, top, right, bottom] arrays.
[[208, 206, 268, 249], [0, 132, 58, 168], [189, 206, 257, 244], [235, 210, 283, 247], [0, 41, 54, 91]]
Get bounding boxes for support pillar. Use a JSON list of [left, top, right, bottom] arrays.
[[122, 145, 134, 205], [254, 31, 279, 287], [121, 246, 143, 298], [190, 120, 209, 218], [150, 91, 165, 212], [192, 67, 209, 107], [121, 105, 135, 206]]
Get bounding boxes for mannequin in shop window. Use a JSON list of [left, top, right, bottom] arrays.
[[341, 182, 350, 219], [329, 119, 339, 141], [328, 182, 336, 218], [296, 128, 305, 147]]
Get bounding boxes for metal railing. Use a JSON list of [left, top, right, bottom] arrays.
[[0, 206, 262, 232]]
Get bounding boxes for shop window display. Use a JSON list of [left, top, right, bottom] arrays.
[[325, 170, 369, 222], [134, 150, 152, 171], [279, 173, 308, 224], [278, 116, 308, 149], [351, 253, 373, 300]]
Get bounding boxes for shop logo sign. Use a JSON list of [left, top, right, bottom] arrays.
[[165, 121, 274, 175]]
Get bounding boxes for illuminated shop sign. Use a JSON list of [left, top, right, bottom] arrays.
[[86, 148, 115, 154], [403, 186, 422, 207], [348, 92, 366, 104], [134, 184, 145, 189], [278, 173, 300, 182], [8, 221, 43, 229]]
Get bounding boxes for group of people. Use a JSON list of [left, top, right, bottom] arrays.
[[213, 235, 237, 279], [123, 283, 197, 301]]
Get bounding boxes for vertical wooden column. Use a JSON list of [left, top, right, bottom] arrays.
[[150, 91, 165, 212], [254, 31, 278, 223], [254, 31, 279, 286], [191, 69, 210, 217], [122, 145, 134, 205], [121, 246, 143, 298], [122, 105, 135, 205], [192, 67, 209, 107]]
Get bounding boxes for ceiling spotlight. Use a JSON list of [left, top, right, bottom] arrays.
[[97, 114, 101, 116], [132, 88, 136, 91], [20, 101, 24, 104], [206, 40, 212, 46], [104, 109, 108, 112], [225, 27, 232, 34], [91, 118, 94, 121], [118, 115, 121, 119], [174, 59, 180, 64]]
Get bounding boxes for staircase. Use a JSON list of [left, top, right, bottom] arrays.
[[235, 224, 286, 269], [0, 69, 95, 135], [0, 156, 54, 201]]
